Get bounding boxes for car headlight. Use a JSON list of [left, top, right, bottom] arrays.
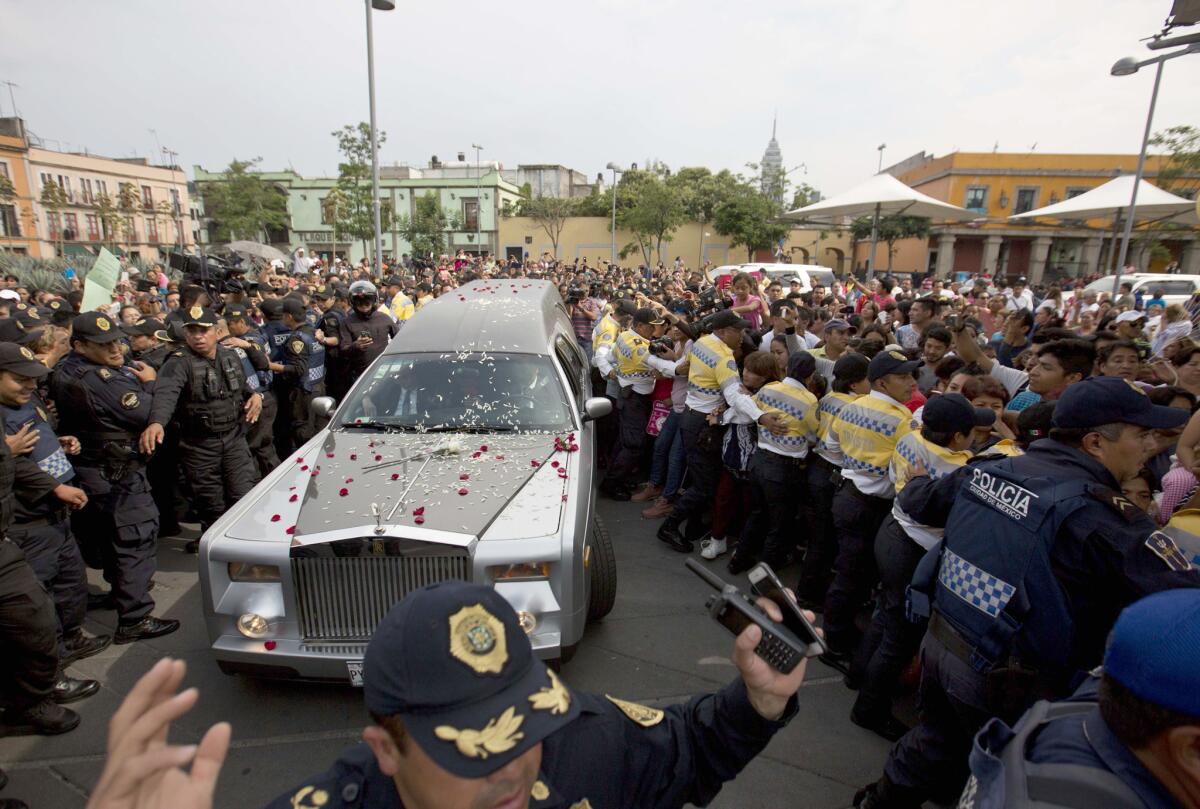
[[489, 562, 551, 581], [227, 562, 281, 582], [237, 613, 270, 638]]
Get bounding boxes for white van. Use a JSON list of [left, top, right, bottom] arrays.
[[1081, 273, 1200, 307], [706, 263, 836, 293]]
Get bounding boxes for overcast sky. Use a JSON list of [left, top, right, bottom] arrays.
[[2, 0, 1198, 198]]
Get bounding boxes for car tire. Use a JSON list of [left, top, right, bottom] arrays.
[[587, 515, 617, 622]]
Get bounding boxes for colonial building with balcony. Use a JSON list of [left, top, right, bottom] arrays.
[[852, 151, 1199, 283]]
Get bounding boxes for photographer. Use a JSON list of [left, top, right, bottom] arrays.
[[565, 285, 599, 362]]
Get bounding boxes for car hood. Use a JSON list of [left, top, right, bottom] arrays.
[[225, 431, 576, 544]]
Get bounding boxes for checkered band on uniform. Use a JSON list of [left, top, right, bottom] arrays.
[[38, 446, 74, 481], [939, 549, 1016, 618]]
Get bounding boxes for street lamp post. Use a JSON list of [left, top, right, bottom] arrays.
[[364, 0, 394, 276], [1108, 42, 1200, 298], [876, 143, 887, 174], [472, 143, 483, 256], [605, 162, 623, 265]]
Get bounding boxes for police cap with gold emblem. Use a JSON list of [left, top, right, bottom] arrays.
[[72, 312, 125, 344], [364, 581, 580, 778], [180, 305, 217, 328], [311, 284, 331, 302], [0, 343, 50, 378], [280, 297, 306, 321], [222, 304, 250, 322], [121, 317, 165, 337], [0, 318, 41, 347], [1053, 375, 1190, 430], [867, 349, 922, 382]]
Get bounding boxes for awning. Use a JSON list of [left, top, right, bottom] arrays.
[[62, 244, 96, 258]]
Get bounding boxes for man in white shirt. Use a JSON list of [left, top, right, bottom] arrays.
[[1004, 276, 1035, 312]]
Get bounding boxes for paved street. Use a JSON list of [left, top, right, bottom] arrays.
[[0, 500, 896, 808]]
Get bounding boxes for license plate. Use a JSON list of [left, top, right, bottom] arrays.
[[347, 660, 364, 687]]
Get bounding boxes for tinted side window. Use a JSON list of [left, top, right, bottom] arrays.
[[555, 336, 586, 404]]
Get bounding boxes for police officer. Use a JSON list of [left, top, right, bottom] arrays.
[[656, 310, 783, 553], [599, 308, 678, 500], [87, 579, 811, 809], [274, 297, 325, 457], [257, 297, 290, 364], [960, 588, 1200, 809], [140, 305, 263, 554], [820, 349, 921, 675], [52, 313, 180, 644], [218, 305, 279, 477], [313, 285, 348, 401], [336, 281, 396, 385], [855, 376, 1200, 809], [121, 318, 170, 369]]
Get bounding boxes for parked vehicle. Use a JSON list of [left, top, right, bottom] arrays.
[[199, 280, 616, 682], [1081, 273, 1200, 307], [706, 263, 836, 292]]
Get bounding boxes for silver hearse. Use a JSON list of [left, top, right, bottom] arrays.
[[199, 279, 615, 682]]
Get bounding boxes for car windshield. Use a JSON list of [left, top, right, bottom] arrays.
[[336, 352, 573, 433]]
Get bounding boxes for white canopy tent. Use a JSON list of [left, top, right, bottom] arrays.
[[782, 173, 979, 280], [1008, 175, 1197, 225]]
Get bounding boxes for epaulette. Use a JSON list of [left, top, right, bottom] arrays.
[[1088, 485, 1143, 523]]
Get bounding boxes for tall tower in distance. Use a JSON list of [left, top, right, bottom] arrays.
[[760, 114, 784, 204]]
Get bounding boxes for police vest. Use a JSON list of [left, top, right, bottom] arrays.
[[614, 330, 653, 381], [181, 348, 245, 434], [815, 392, 858, 466], [592, 314, 619, 355], [289, 331, 326, 393], [891, 432, 974, 550], [390, 292, 415, 323], [260, 320, 290, 362], [245, 331, 275, 388], [833, 394, 915, 481], [753, 380, 819, 456], [910, 457, 1092, 675], [227, 343, 262, 394], [2, 398, 73, 483], [962, 683, 1142, 809], [686, 333, 739, 412]]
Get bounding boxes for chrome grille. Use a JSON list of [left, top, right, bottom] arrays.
[[292, 552, 468, 642]]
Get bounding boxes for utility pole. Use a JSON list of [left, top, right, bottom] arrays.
[[472, 143, 483, 256]]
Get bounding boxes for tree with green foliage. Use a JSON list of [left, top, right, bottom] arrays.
[[93, 193, 121, 251], [790, 182, 821, 210], [520, 195, 577, 258], [617, 172, 685, 267], [712, 181, 792, 261], [331, 123, 395, 265], [197, 158, 290, 243], [0, 174, 17, 248], [116, 183, 142, 252], [849, 214, 930, 271], [397, 192, 448, 258], [39, 181, 69, 256], [1132, 125, 1200, 265]]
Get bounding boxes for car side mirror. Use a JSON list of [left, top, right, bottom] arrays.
[[581, 397, 612, 423], [311, 396, 337, 418]]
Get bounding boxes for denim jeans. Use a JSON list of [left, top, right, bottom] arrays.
[[648, 409, 685, 498]]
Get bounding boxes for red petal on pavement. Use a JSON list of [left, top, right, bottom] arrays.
[[271, 514, 281, 522], [339, 488, 349, 497], [495, 454, 505, 460], [472, 451, 482, 458], [413, 506, 425, 515]]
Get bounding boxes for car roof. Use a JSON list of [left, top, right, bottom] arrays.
[[383, 279, 566, 355]]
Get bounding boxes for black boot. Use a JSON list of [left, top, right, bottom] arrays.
[[60, 630, 112, 666], [656, 515, 692, 553], [115, 616, 180, 644], [52, 673, 99, 705], [3, 700, 80, 736]]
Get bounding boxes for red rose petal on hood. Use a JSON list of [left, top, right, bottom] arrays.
[[295, 457, 304, 464], [271, 514, 281, 522], [459, 473, 470, 480], [326, 452, 335, 458], [480, 444, 488, 451], [339, 488, 349, 497], [286, 525, 296, 535], [350, 453, 358, 460], [551, 461, 559, 468], [264, 640, 277, 650], [412, 506, 425, 516], [414, 516, 425, 524], [374, 454, 383, 461], [301, 465, 309, 471], [530, 460, 540, 467], [391, 473, 399, 480], [345, 477, 354, 483], [458, 487, 469, 495], [289, 494, 298, 502]]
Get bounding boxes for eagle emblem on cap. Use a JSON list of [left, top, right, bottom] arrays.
[[448, 604, 507, 674], [96, 317, 111, 331], [19, 347, 35, 360], [27, 309, 39, 320], [189, 305, 204, 319]]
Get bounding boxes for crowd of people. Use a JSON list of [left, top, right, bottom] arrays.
[[0, 247, 1198, 809]]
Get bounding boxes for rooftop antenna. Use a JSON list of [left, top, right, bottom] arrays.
[[1030, 142, 1038, 152], [1, 81, 18, 118], [993, 141, 999, 153]]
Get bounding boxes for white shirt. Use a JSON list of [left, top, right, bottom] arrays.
[[989, 362, 1029, 398], [1005, 289, 1035, 312]]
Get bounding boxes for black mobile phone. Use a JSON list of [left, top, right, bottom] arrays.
[[359, 330, 372, 340], [686, 559, 808, 674], [747, 563, 826, 657]]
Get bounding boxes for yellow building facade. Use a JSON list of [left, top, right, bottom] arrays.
[[498, 216, 854, 272], [0, 118, 42, 256], [850, 152, 1199, 283]]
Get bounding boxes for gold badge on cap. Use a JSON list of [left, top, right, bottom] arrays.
[[19, 347, 35, 360], [121, 392, 139, 410], [434, 705, 525, 759], [28, 309, 39, 320], [528, 668, 570, 715], [189, 305, 204, 319], [448, 604, 507, 675], [605, 695, 664, 728], [96, 316, 110, 331]]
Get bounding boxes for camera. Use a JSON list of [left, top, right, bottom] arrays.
[[647, 336, 674, 357], [696, 286, 728, 315], [566, 284, 586, 304]]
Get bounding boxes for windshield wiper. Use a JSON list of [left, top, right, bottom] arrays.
[[338, 419, 421, 433], [421, 424, 517, 434]]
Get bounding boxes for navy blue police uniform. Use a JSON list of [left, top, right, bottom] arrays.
[[263, 581, 798, 809], [257, 298, 291, 363], [51, 313, 180, 643], [857, 377, 1200, 809], [272, 298, 325, 457], [221, 303, 279, 477], [148, 305, 261, 538], [961, 588, 1200, 809]]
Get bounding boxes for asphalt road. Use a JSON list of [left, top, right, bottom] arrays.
[[0, 499, 898, 809]]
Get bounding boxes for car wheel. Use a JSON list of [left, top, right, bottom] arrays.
[[587, 515, 617, 621]]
